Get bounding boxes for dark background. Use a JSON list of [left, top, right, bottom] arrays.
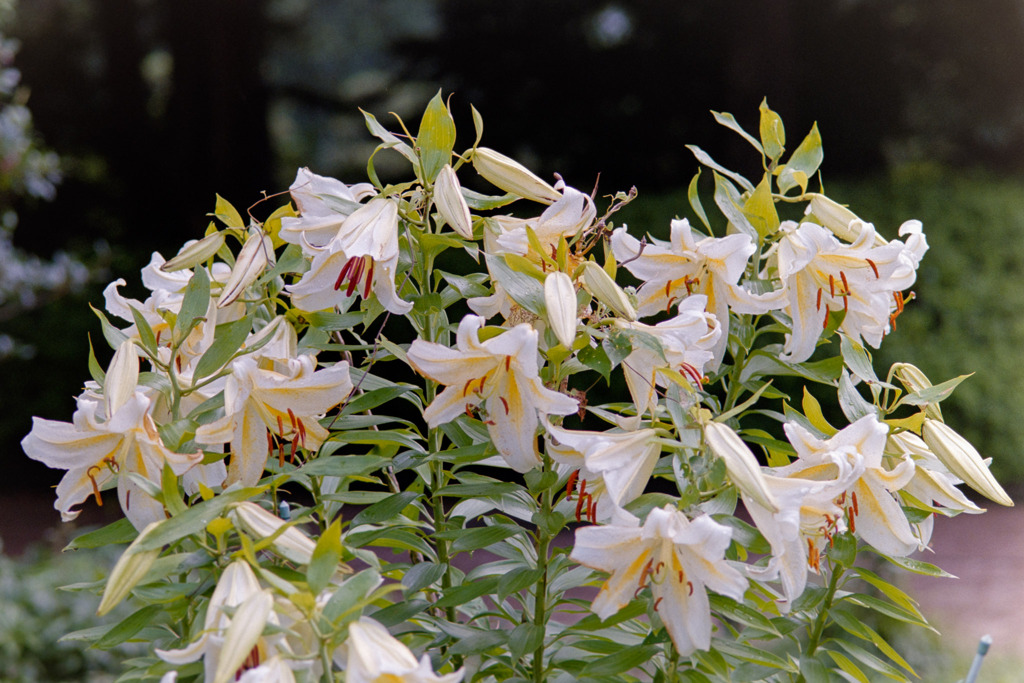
[[6, 0, 1024, 496]]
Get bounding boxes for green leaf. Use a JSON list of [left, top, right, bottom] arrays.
[[581, 645, 661, 677], [128, 305, 158, 355], [361, 108, 420, 170], [712, 109, 764, 154], [602, 328, 633, 367], [305, 310, 363, 331], [687, 145, 755, 193], [418, 90, 455, 182], [840, 334, 883, 386], [460, 187, 518, 210], [688, 169, 711, 230], [712, 171, 757, 239], [173, 267, 210, 342], [131, 486, 267, 552], [848, 566, 923, 616], [509, 623, 544, 663], [828, 530, 858, 568], [778, 122, 823, 194], [798, 655, 829, 683], [350, 491, 420, 527], [64, 518, 138, 550], [291, 455, 385, 479], [402, 562, 446, 594], [450, 629, 507, 656], [193, 313, 253, 380], [86, 334, 106, 385], [708, 595, 780, 636], [94, 604, 164, 650], [484, 253, 546, 316], [90, 303, 130, 350], [470, 103, 484, 148], [322, 568, 382, 624], [714, 639, 791, 669], [578, 344, 612, 380], [449, 524, 523, 553], [213, 194, 245, 228], [308, 518, 343, 594], [876, 552, 956, 578], [325, 429, 424, 453], [759, 99, 786, 161], [434, 576, 500, 608], [742, 175, 780, 238], [824, 649, 871, 683], [497, 567, 544, 600]]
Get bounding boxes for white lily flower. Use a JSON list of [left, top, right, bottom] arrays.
[[22, 386, 202, 530], [407, 314, 578, 472], [195, 354, 352, 486], [776, 415, 920, 557], [543, 271, 579, 347], [279, 167, 376, 247], [157, 561, 283, 683], [491, 183, 596, 257], [234, 656, 297, 683], [614, 295, 720, 415], [286, 197, 413, 315], [570, 506, 748, 655], [545, 422, 660, 522], [580, 261, 636, 321], [612, 219, 783, 367], [889, 431, 983, 514], [775, 219, 927, 363], [345, 617, 465, 683], [741, 473, 851, 609], [228, 501, 353, 573]]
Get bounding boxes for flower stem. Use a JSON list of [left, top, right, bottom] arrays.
[[532, 455, 554, 683], [802, 560, 844, 672]]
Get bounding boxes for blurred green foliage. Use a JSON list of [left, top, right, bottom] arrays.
[[618, 167, 1024, 482], [0, 541, 136, 682]]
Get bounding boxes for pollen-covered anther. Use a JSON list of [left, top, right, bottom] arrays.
[[684, 276, 700, 295], [851, 490, 859, 516], [679, 362, 706, 386], [829, 274, 836, 298], [865, 258, 880, 278], [653, 596, 663, 612], [499, 396, 510, 415], [575, 479, 590, 521], [565, 470, 580, 501], [816, 288, 823, 311], [808, 538, 821, 572], [504, 355, 512, 372], [822, 305, 831, 330]]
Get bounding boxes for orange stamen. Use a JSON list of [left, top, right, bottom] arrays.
[[499, 396, 509, 415], [851, 490, 859, 516], [565, 470, 579, 500], [840, 270, 850, 294], [866, 258, 879, 278], [816, 287, 823, 311], [829, 274, 836, 297], [823, 305, 831, 329], [653, 597, 663, 612], [364, 259, 374, 299], [86, 466, 103, 506], [504, 356, 512, 372]]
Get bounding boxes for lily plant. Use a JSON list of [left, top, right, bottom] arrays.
[[21, 95, 1011, 683]]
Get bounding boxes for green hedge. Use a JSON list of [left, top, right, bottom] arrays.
[[618, 166, 1024, 483]]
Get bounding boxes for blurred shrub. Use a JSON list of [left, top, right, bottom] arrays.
[[618, 167, 1024, 482], [0, 541, 132, 682]]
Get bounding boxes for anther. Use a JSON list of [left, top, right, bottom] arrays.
[[499, 396, 510, 415], [823, 306, 831, 330], [653, 597, 663, 612], [688, 581, 694, 596], [565, 470, 579, 500], [816, 288, 823, 311], [335, 257, 356, 291], [346, 257, 366, 297], [364, 259, 374, 300], [664, 281, 672, 299], [851, 490, 859, 515], [504, 356, 512, 372], [840, 271, 850, 294], [866, 258, 879, 278], [829, 274, 836, 298]]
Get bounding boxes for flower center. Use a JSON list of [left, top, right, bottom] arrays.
[[334, 254, 375, 299]]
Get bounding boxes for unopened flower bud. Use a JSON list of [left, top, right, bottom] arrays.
[[921, 418, 1013, 507], [806, 194, 886, 246], [581, 261, 636, 321], [104, 338, 139, 418], [230, 501, 352, 572], [703, 420, 779, 513], [218, 229, 274, 308], [544, 271, 578, 348], [211, 591, 274, 683], [892, 362, 942, 420], [472, 147, 561, 204], [98, 521, 162, 615], [160, 232, 226, 272], [434, 164, 473, 239]]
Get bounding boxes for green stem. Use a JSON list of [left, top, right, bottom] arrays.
[[532, 456, 553, 683], [805, 561, 844, 660]]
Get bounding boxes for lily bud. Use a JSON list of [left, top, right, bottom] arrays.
[[98, 521, 162, 615], [892, 362, 942, 420], [544, 271, 578, 348], [581, 261, 636, 321], [104, 338, 139, 418], [434, 164, 473, 239], [218, 229, 274, 308], [230, 501, 352, 572], [211, 590, 274, 683], [160, 232, 226, 272], [703, 421, 779, 513], [921, 418, 1013, 506], [472, 147, 561, 204], [806, 194, 886, 246]]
